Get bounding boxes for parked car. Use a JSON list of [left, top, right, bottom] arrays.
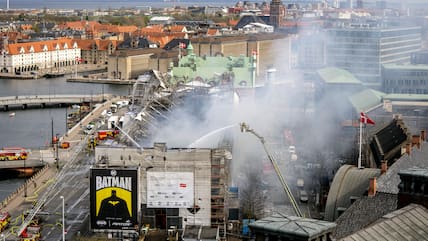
[[83, 123, 95, 135]]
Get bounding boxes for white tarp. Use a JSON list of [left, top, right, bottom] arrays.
[[147, 172, 194, 208]]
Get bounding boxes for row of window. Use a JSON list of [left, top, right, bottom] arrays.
[[327, 44, 380, 51], [380, 44, 420, 55], [331, 30, 381, 38], [380, 28, 421, 38], [330, 37, 379, 44], [380, 35, 421, 44], [384, 79, 428, 85]]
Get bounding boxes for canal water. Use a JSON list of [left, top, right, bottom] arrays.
[[0, 74, 130, 200]]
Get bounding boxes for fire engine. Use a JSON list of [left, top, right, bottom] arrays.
[[0, 212, 10, 232], [19, 225, 41, 241], [97, 130, 120, 140], [20, 216, 42, 241], [0, 149, 28, 161]]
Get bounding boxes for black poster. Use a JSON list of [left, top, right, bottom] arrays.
[[90, 168, 138, 231]]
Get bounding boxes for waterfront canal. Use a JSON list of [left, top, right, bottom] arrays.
[[0, 74, 130, 199]]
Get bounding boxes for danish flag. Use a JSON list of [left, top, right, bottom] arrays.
[[179, 183, 187, 188], [75, 56, 83, 63], [179, 42, 186, 49], [360, 112, 375, 125]]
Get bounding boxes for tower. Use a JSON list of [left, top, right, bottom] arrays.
[[269, 0, 284, 29]]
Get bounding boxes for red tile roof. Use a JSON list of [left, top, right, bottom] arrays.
[[6, 38, 78, 55]]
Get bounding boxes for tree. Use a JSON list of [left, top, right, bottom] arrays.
[[239, 166, 268, 219]]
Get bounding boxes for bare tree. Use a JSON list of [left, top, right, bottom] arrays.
[[239, 167, 268, 219]]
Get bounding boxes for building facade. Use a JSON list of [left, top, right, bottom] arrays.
[[107, 48, 168, 80], [94, 145, 232, 233], [75, 39, 119, 65], [295, 33, 326, 70], [191, 33, 291, 78], [269, 0, 285, 28], [382, 64, 428, 94], [326, 25, 421, 88], [1, 38, 81, 74], [107, 34, 291, 81]]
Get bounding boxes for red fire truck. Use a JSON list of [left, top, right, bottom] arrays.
[[19, 225, 41, 241], [20, 216, 42, 241], [97, 130, 120, 140], [0, 148, 28, 161]]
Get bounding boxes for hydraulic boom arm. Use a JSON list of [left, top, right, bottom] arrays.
[[240, 122, 303, 217]]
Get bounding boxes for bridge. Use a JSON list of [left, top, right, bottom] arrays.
[[0, 159, 45, 169], [0, 94, 111, 111]]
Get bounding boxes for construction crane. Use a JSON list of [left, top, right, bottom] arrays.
[[240, 122, 303, 217]]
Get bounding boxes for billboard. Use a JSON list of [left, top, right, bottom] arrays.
[[90, 168, 139, 231], [147, 172, 194, 208]]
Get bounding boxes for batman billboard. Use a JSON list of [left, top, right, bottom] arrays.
[[90, 168, 139, 231]]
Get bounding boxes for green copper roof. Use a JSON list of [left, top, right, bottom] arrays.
[[384, 93, 428, 101], [187, 42, 193, 50], [317, 67, 362, 85], [349, 89, 385, 112]]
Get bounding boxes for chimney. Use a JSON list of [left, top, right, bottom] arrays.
[[405, 143, 412, 155], [368, 177, 377, 197], [421, 130, 426, 142], [412, 135, 421, 149], [381, 160, 387, 175]]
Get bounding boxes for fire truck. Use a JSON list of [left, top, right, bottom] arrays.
[[0, 149, 28, 161], [19, 216, 42, 241], [19, 225, 41, 241], [97, 130, 120, 140], [0, 212, 11, 232]]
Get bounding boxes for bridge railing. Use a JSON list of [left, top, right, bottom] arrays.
[[0, 94, 112, 105]]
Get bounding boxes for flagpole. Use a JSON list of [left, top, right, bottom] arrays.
[[358, 119, 363, 169]]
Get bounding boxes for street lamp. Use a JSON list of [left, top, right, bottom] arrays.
[[240, 122, 303, 217], [60, 195, 65, 241], [1, 233, 5, 241], [24, 154, 27, 197], [55, 133, 60, 169]]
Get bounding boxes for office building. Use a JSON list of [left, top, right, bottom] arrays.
[[326, 24, 421, 88]]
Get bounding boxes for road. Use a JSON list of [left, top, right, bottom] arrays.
[[40, 151, 93, 240]]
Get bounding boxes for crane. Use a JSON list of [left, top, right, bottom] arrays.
[[240, 122, 303, 217]]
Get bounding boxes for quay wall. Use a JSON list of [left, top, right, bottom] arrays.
[[0, 164, 53, 212]]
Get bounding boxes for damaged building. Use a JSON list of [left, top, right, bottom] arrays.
[[94, 143, 236, 239]]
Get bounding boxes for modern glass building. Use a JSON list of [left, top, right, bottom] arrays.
[[326, 24, 421, 89]]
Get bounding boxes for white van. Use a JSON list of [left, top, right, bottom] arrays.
[[110, 104, 118, 113], [116, 100, 129, 108]]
